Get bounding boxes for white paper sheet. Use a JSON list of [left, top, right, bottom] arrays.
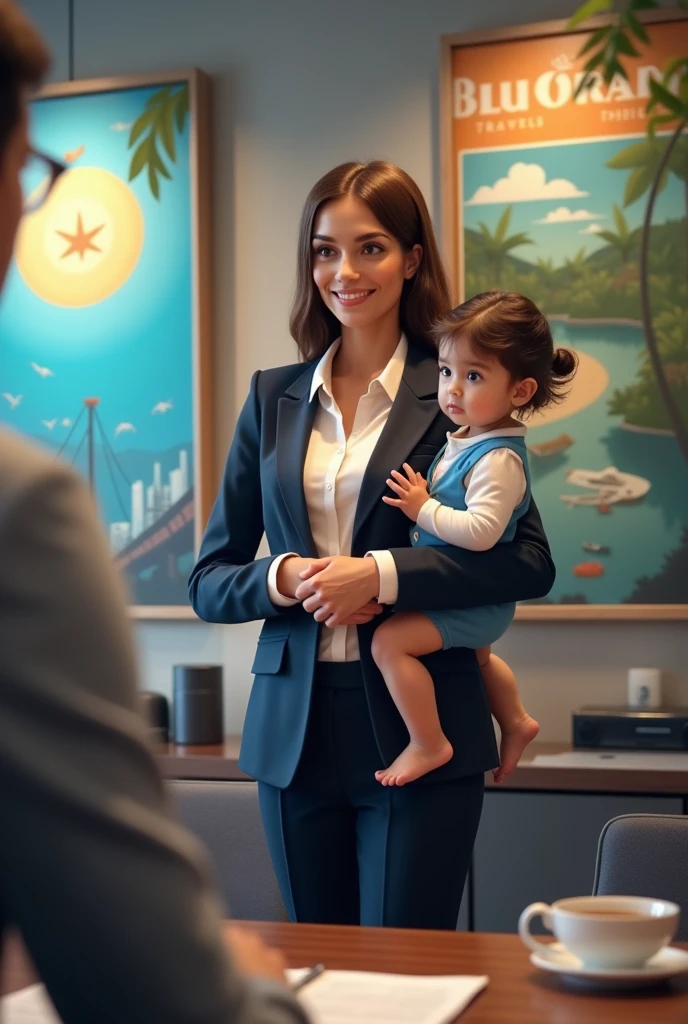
[[2, 972, 488, 1024], [286, 969, 488, 1024], [531, 750, 688, 771], [0, 985, 61, 1023]]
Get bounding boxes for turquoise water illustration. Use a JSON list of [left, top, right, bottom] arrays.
[[531, 322, 688, 604]]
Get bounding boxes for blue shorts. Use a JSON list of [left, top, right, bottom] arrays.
[[425, 602, 516, 651]]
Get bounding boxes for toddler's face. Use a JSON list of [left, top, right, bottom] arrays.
[[437, 335, 523, 431]]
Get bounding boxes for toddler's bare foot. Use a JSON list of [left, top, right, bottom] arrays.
[[375, 738, 453, 787], [493, 714, 540, 783]]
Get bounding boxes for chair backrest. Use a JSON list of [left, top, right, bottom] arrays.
[[594, 814, 688, 941], [167, 780, 287, 922]]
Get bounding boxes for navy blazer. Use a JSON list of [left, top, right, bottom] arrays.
[[189, 343, 555, 788]]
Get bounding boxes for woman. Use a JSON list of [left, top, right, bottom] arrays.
[[189, 161, 554, 930]]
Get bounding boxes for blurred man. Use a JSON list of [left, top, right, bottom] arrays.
[[0, 4, 307, 1021]]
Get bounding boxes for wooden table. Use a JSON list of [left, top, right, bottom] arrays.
[[3, 924, 688, 1022], [155, 738, 688, 795]]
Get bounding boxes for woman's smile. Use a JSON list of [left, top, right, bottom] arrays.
[[331, 288, 375, 307]]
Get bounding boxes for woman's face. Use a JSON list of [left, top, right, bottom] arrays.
[[311, 195, 421, 333]]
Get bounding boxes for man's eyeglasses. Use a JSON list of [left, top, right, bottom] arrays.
[[21, 147, 67, 214]]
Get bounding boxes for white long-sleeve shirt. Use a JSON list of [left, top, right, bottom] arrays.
[[416, 426, 527, 552], [266, 336, 406, 662]]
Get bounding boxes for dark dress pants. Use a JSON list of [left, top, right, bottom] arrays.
[[258, 661, 484, 929]]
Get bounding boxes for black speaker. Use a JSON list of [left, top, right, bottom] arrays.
[[139, 691, 169, 743], [172, 665, 224, 745]]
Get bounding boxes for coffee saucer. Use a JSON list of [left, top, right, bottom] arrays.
[[530, 943, 688, 989]]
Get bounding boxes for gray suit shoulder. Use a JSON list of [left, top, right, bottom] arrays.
[[0, 429, 82, 515]]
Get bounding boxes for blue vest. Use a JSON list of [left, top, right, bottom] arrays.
[[410, 434, 531, 548]]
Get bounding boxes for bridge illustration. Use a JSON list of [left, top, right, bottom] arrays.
[[57, 398, 193, 591]]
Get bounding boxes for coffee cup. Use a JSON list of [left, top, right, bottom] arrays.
[[518, 895, 679, 969]]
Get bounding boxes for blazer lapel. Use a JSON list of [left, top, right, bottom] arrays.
[[353, 343, 440, 548], [275, 365, 319, 557]]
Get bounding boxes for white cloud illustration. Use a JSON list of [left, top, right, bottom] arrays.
[[535, 207, 603, 225], [466, 163, 589, 206], [579, 223, 603, 235]]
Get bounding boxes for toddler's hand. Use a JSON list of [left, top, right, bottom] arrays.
[[382, 463, 429, 522]]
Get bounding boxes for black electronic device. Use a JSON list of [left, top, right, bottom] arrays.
[[573, 706, 688, 751], [172, 664, 224, 745]]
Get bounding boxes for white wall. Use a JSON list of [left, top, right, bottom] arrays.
[[21, 0, 688, 738]]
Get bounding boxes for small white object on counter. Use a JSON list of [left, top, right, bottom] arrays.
[[627, 667, 662, 709]]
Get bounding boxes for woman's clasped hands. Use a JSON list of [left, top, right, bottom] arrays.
[[277, 553, 383, 628]]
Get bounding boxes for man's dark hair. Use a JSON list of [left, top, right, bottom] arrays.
[[0, 0, 50, 159]]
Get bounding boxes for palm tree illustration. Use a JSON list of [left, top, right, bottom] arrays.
[[536, 256, 561, 290], [474, 206, 533, 285], [564, 246, 588, 277], [568, 0, 688, 463], [596, 205, 639, 265]]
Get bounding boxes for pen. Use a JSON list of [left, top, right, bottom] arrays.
[[291, 962, 326, 991]]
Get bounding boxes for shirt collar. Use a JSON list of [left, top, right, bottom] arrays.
[[446, 424, 527, 445], [309, 334, 408, 403]]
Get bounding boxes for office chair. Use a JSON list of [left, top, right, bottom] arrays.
[[168, 779, 287, 922], [594, 813, 688, 941]]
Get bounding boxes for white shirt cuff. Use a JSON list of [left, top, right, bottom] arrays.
[[416, 497, 441, 537], [267, 553, 300, 607], [366, 550, 399, 605]]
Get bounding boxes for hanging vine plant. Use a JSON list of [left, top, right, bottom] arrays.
[[127, 84, 190, 199]]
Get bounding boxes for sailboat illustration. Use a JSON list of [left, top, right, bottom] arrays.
[[560, 466, 651, 507]]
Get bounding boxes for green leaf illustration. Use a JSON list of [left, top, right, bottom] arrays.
[[578, 25, 611, 56], [146, 85, 172, 109], [494, 205, 513, 244], [606, 140, 655, 169], [129, 137, 151, 182], [649, 112, 679, 138], [126, 83, 190, 200], [151, 145, 172, 179], [615, 32, 640, 58], [661, 57, 688, 84], [175, 88, 190, 134], [624, 11, 650, 43], [159, 100, 177, 163], [603, 57, 627, 86], [148, 162, 159, 200], [623, 163, 657, 206], [129, 107, 157, 148], [566, 0, 612, 31], [648, 78, 686, 117], [613, 203, 627, 237]]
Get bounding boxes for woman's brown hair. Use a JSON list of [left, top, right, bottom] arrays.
[[431, 290, 578, 415], [290, 161, 450, 361]]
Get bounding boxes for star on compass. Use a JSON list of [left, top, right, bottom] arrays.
[[56, 212, 106, 261]]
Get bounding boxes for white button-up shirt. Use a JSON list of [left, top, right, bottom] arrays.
[[267, 336, 405, 661]]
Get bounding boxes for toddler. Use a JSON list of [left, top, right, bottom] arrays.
[[372, 291, 577, 786]]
